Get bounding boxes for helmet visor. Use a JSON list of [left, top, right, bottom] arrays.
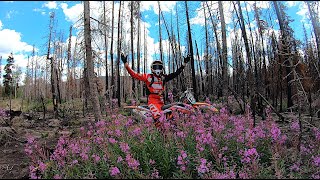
[[152, 64, 163, 70]]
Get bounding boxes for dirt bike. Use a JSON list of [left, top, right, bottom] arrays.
[[124, 88, 219, 121], [176, 88, 219, 114]]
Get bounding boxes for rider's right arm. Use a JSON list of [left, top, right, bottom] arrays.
[[124, 63, 147, 82]]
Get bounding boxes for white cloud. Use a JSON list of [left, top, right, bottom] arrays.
[[33, 8, 46, 15], [43, 1, 58, 9], [285, 1, 299, 8], [141, 1, 177, 15], [0, 20, 2, 30], [60, 2, 83, 24], [5, 10, 17, 19], [0, 29, 34, 55]]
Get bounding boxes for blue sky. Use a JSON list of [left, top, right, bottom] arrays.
[[0, 1, 316, 84]]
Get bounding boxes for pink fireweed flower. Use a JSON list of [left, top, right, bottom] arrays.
[[312, 174, 320, 179], [241, 148, 259, 163], [177, 150, 189, 171], [312, 156, 320, 167], [181, 150, 187, 159], [191, 115, 197, 121], [29, 165, 39, 179], [158, 112, 166, 123], [38, 161, 46, 172], [279, 134, 287, 145], [197, 158, 210, 174], [149, 159, 156, 165], [290, 163, 300, 172], [312, 128, 320, 141], [132, 127, 142, 137], [205, 97, 211, 104], [95, 120, 106, 128], [115, 129, 122, 137], [176, 131, 186, 139], [196, 143, 205, 152], [210, 120, 225, 133], [290, 120, 300, 131], [87, 130, 93, 137], [144, 117, 153, 125], [114, 119, 121, 126], [151, 168, 160, 178], [238, 171, 249, 179], [92, 154, 101, 163], [108, 138, 118, 144], [72, 160, 78, 165], [245, 129, 256, 146], [270, 123, 281, 141], [120, 142, 130, 154], [107, 130, 113, 136], [300, 144, 311, 155], [254, 126, 266, 138], [110, 166, 120, 177], [30, 173, 40, 179], [94, 137, 104, 144], [222, 146, 228, 151], [53, 174, 62, 179], [80, 152, 89, 161], [125, 118, 134, 127], [57, 136, 67, 146], [69, 143, 80, 154], [125, 154, 140, 170], [117, 156, 123, 163], [26, 135, 35, 144], [25, 146, 33, 156]]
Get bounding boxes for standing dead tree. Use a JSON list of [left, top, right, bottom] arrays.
[[47, 12, 58, 118], [83, 1, 102, 121], [185, 1, 198, 101]]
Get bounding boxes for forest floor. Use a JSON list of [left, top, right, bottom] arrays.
[[0, 98, 100, 179], [0, 98, 318, 179]]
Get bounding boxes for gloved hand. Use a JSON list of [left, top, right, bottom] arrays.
[[121, 52, 127, 64], [183, 54, 191, 66]]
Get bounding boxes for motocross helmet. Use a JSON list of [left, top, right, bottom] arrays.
[[151, 60, 163, 76]]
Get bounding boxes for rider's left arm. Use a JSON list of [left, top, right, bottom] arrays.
[[164, 64, 185, 82]]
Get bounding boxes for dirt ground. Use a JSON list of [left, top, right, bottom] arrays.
[[0, 109, 92, 179]]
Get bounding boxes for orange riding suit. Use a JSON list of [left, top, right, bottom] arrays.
[[124, 64, 185, 122]]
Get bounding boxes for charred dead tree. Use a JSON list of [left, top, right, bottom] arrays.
[[218, 1, 228, 100], [47, 12, 58, 118], [273, 1, 294, 110], [103, 2, 109, 97], [83, 1, 102, 121], [110, 1, 115, 99], [130, 1, 136, 99], [158, 1, 164, 63], [185, 1, 198, 101], [306, 1, 320, 64], [116, 1, 123, 108]]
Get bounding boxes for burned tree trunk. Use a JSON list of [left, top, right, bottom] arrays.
[[83, 1, 102, 121], [219, 1, 228, 99], [47, 12, 58, 118], [185, 1, 198, 101], [116, 1, 123, 107]]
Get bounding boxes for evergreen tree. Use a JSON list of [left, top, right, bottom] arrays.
[[3, 53, 14, 96]]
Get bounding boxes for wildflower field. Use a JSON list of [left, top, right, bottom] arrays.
[[23, 103, 319, 179]]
